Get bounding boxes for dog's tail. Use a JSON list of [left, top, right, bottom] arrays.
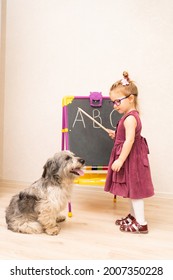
[[6, 192, 43, 234], [7, 220, 43, 234], [18, 192, 38, 213]]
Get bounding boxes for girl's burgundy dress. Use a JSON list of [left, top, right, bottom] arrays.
[[104, 110, 154, 199]]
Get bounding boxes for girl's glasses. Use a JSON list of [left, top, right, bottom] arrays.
[[109, 94, 137, 106]]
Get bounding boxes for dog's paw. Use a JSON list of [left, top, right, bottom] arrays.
[[45, 226, 61, 235], [56, 215, 66, 223]]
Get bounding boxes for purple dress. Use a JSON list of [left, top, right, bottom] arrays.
[[104, 110, 154, 199]]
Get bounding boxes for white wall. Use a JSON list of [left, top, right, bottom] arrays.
[[1, 0, 173, 195], [0, 0, 5, 179], [0, 0, 2, 178]]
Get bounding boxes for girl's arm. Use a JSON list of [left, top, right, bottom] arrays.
[[111, 115, 137, 172], [107, 129, 116, 139]]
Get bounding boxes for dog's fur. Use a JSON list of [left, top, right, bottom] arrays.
[[5, 151, 85, 235]]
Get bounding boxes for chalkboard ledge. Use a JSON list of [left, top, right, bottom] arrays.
[[74, 173, 106, 186], [84, 170, 107, 174]]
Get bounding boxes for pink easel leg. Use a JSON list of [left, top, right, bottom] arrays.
[[68, 202, 72, 217]]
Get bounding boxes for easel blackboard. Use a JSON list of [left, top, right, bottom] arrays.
[[62, 95, 121, 215], [62, 96, 122, 170]]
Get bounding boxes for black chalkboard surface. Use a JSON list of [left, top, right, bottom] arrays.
[[62, 96, 122, 167]]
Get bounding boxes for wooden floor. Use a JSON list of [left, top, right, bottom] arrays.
[[0, 181, 173, 260]]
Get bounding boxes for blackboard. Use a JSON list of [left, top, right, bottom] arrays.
[[62, 96, 122, 167]]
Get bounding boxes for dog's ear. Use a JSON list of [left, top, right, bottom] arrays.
[[42, 159, 53, 178], [42, 166, 47, 178], [42, 159, 60, 178]]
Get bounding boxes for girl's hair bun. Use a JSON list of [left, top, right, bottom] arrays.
[[121, 71, 130, 86], [123, 71, 130, 81]]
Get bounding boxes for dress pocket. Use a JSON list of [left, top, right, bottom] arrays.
[[112, 168, 126, 183], [143, 156, 149, 167], [141, 137, 150, 167]]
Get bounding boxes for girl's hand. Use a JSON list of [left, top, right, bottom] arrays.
[[107, 129, 115, 139], [111, 159, 123, 172]]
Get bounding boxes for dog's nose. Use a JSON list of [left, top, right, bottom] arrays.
[[79, 158, 85, 165]]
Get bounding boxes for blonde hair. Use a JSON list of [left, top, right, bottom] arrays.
[[110, 71, 139, 110]]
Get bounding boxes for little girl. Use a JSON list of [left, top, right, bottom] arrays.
[[105, 71, 154, 234]]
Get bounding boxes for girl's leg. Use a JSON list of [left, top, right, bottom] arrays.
[[129, 199, 135, 217], [131, 199, 147, 225], [115, 199, 135, 225]]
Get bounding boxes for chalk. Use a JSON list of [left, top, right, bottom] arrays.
[[78, 107, 109, 133]]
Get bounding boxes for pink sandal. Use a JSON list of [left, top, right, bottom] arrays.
[[120, 219, 148, 234], [115, 214, 135, 226]]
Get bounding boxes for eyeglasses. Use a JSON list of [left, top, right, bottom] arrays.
[[109, 94, 137, 106]]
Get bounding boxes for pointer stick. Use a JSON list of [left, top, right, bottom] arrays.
[[78, 107, 109, 133]]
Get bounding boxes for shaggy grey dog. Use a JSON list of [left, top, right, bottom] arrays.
[[5, 151, 85, 235]]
